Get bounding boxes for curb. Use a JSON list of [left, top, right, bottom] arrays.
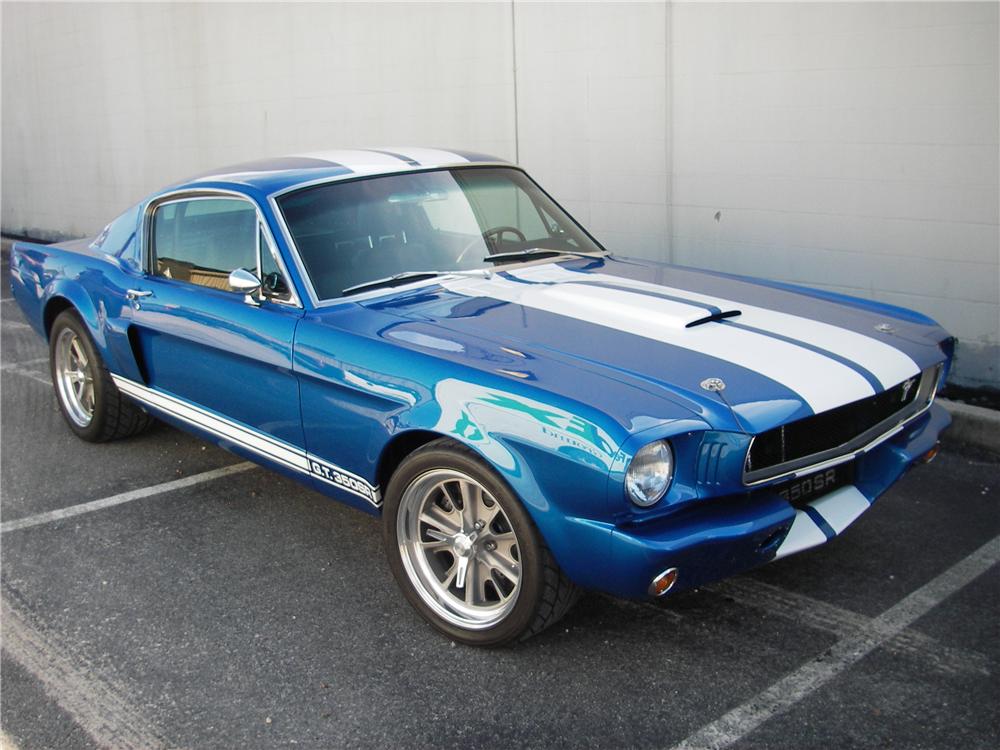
[[939, 398, 1000, 453]]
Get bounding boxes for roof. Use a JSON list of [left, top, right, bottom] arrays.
[[176, 147, 508, 196]]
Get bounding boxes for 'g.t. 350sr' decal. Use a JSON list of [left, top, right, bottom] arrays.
[[309, 458, 380, 504], [110, 375, 381, 506]]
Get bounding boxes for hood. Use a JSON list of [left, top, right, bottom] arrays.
[[360, 256, 950, 434]]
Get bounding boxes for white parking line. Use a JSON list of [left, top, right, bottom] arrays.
[[1, 363, 51, 386], [1, 462, 256, 533], [671, 535, 1000, 750], [1, 596, 169, 749], [711, 578, 991, 677], [0, 356, 48, 370]]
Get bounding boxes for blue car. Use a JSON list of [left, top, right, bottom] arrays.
[[9, 147, 953, 645]]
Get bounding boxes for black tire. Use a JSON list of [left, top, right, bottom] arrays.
[[48, 310, 153, 442], [383, 439, 579, 646]]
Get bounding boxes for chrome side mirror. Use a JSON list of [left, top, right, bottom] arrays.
[[228, 268, 262, 305]]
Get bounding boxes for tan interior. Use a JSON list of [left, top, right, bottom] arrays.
[[157, 258, 232, 291]]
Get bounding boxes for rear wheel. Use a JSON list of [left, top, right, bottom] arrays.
[[49, 310, 153, 442], [383, 440, 579, 645]]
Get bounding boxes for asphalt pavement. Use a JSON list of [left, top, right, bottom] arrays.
[[1, 247, 998, 749]]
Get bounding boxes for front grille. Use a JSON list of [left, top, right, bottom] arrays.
[[744, 366, 938, 484]]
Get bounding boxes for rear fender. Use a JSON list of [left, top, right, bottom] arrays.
[[43, 282, 105, 350]]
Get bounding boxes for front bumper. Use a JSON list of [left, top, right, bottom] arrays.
[[594, 402, 951, 600]]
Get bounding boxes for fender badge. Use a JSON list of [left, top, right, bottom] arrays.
[[875, 322, 895, 334], [700, 377, 726, 392]]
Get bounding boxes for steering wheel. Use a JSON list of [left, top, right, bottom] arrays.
[[484, 226, 527, 248], [456, 226, 529, 263]]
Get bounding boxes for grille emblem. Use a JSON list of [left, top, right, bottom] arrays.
[[900, 377, 916, 401], [700, 377, 726, 392], [875, 322, 895, 334]]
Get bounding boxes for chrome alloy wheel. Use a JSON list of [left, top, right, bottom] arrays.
[[53, 328, 95, 428], [397, 469, 522, 630]]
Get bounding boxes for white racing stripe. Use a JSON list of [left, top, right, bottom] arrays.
[[512, 265, 920, 390], [811, 485, 870, 534], [294, 149, 413, 176], [111, 376, 381, 506], [772, 511, 828, 559], [441, 274, 876, 414], [773, 485, 872, 560], [382, 147, 470, 166]]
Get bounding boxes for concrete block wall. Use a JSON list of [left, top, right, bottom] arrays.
[[1, 1, 518, 236], [514, 1, 670, 261], [669, 1, 999, 387], [3, 2, 997, 387]]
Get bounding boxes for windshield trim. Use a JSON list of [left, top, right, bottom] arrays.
[[267, 165, 608, 308]]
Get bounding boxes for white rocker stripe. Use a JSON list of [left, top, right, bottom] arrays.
[[111, 375, 381, 506], [441, 274, 875, 415], [773, 485, 872, 560], [511, 265, 920, 390]]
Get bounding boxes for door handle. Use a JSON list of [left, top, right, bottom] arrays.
[[126, 289, 153, 309]]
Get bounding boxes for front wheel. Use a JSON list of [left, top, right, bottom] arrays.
[[383, 440, 579, 645]]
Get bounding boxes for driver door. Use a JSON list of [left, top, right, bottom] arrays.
[[126, 193, 305, 451]]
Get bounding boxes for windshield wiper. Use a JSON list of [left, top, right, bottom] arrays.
[[482, 248, 607, 264], [342, 271, 448, 297]]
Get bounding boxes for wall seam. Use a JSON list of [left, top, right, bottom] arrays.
[[664, 0, 673, 264], [511, 0, 520, 164]]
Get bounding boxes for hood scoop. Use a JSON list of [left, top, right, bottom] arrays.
[[686, 309, 742, 328]]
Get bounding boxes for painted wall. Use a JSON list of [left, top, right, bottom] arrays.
[[2, 2, 997, 386], [669, 1, 999, 387], [1, 1, 518, 234], [514, 1, 670, 261]]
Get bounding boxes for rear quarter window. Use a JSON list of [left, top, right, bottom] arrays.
[[91, 205, 141, 256]]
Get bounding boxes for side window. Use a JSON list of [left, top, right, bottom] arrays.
[[151, 198, 257, 291]]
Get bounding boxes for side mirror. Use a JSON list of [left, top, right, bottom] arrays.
[[228, 268, 262, 305]]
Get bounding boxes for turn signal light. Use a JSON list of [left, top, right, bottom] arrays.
[[648, 568, 679, 597], [921, 443, 941, 464]]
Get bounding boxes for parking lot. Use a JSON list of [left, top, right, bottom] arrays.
[[1, 248, 997, 750]]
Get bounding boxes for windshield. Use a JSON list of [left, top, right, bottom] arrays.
[[276, 167, 604, 300]]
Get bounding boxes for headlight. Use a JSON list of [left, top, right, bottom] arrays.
[[625, 440, 674, 507]]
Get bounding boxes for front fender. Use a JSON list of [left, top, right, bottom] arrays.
[[407, 376, 623, 590]]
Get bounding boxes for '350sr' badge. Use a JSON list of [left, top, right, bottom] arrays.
[[777, 465, 850, 505]]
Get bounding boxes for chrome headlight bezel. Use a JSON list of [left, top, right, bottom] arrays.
[[625, 440, 674, 507]]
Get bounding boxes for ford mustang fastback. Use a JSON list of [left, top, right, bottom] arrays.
[[9, 147, 953, 645]]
